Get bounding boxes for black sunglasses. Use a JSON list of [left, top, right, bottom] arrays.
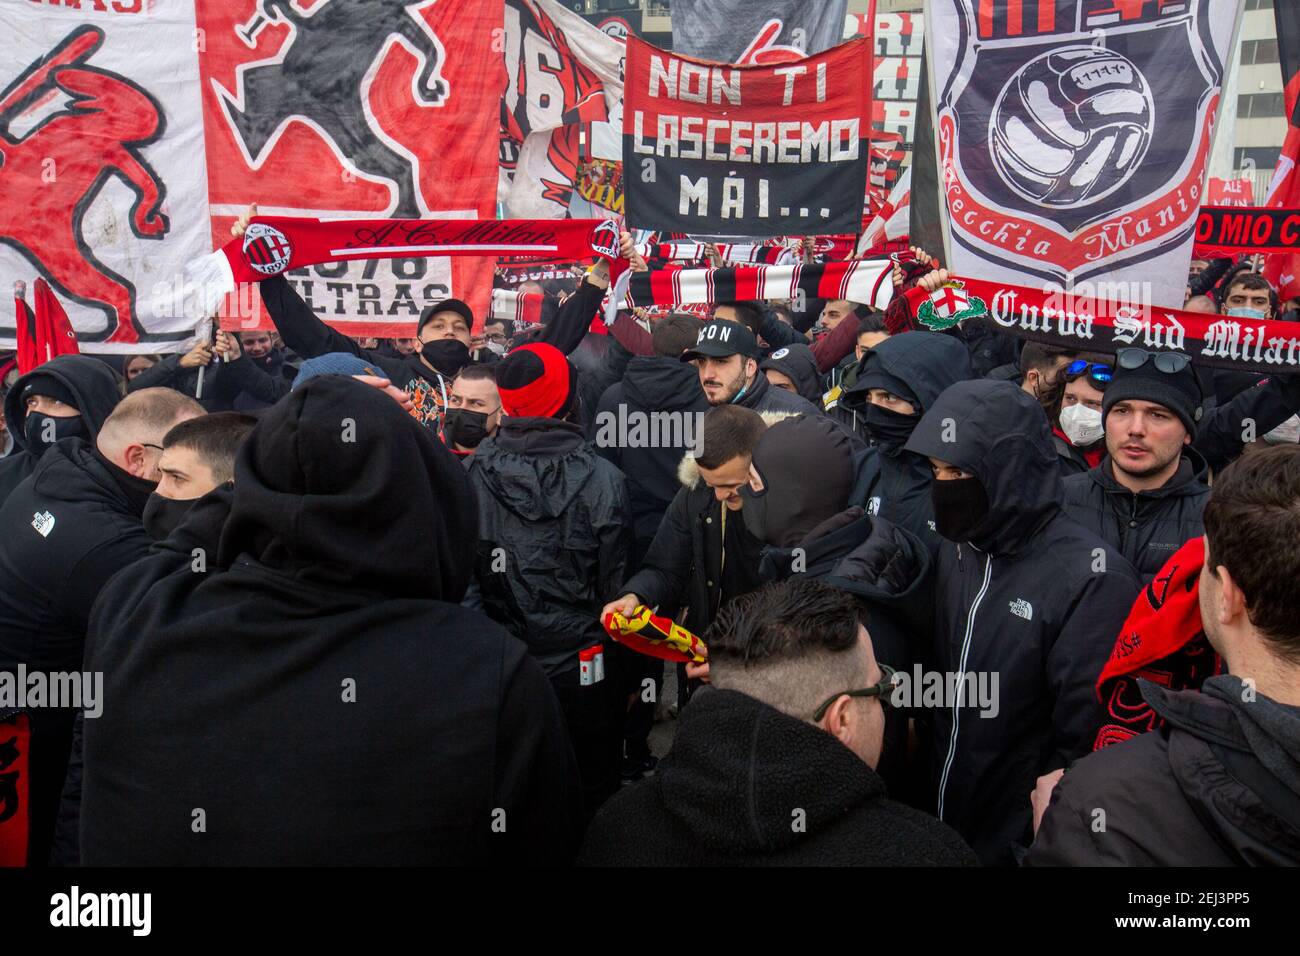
[[811, 663, 900, 722], [1064, 360, 1113, 389], [1115, 348, 1192, 374]]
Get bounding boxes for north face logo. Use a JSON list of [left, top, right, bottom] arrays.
[[31, 511, 55, 537], [866, 496, 881, 516], [1009, 598, 1033, 621]]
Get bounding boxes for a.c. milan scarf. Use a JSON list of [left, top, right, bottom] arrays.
[[1092, 537, 1222, 751], [901, 275, 1300, 375], [636, 242, 797, 266], [609, 260, 893, 324], [186, 217, 623, 319]]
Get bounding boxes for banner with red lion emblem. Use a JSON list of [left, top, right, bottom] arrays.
[[929, 0, 1242, 308], [0, 1, 212, 350]]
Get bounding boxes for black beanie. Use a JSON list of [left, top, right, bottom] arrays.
[[417, 298, 474, 336], [1102, 356, 1203, 436], [741, 415, 856, 548], [22, 374, 79, 410]]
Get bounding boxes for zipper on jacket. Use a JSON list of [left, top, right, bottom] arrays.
[[937, 550, 992, 821]]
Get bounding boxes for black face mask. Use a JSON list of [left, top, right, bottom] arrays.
[[931, 475, 990, 543], [24, 413, 86, 452], [143, 492, 195, 541], [862, 403, 920, 452], [421, 339, 471, 376], [444, 407, 494, 449]]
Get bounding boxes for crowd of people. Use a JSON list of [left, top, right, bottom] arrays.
[[2, 206, 1299, 868]]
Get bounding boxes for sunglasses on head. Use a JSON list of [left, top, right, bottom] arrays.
[[810, 663, 900, 723], [1064, 360, 1113, 388], [1115, 348, 1192, 374]]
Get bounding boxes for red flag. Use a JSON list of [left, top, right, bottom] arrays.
[[14, 288, 38, 375], [33, 279, 79, 365], [1263, 2, 1300, 300]]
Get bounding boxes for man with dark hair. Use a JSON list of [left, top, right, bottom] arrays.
[[681, 320, 816, 415], [579, 578, 977, 866], [1016, 342, 1080, 404], [713, 301, 764, 338], [1061, 349, 1211, 581], [444, 365, 501, 458], [1028, 445, 1300, 865], [77, 377, 580, 864], [0, 355, 121, 504], [469, 342, 633, 813], [823, 315, 892, 433], [904, 379, 1141, 864], [1220, 270, 1277, 320], [0, 387, 203, 865], [603, 404, 773, 641], [143, 412, 258, 540]]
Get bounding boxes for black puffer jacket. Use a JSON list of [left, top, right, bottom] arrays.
[[1061, 449, 1211, 582], [578, 688, 977, 866], [80, 378, 581, 865], [1026, 677, 1300, 865], [468, 417, 632, 675], [843, 331, 973, 550], [904, 380, 1142, 865], [593, 356, 709, 558], [733, 369, 821, 415], [0, 356, 120, 505]]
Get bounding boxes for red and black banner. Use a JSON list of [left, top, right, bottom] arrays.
[[904, 275, 1300, 376], [623, 37, 872, 236], [1193, 206, 1300, 258]]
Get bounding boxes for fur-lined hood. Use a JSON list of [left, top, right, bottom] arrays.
[[676, 410, 802, 489]]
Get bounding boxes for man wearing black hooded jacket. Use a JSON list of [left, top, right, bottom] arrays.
[[0, 355, 121, 505], [79, 377, 581, 865], [0, 387, 203, 865], [904, 379, 1142, 864], [840, 331, 973, 551]]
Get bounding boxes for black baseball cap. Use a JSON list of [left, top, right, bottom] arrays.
[[679, 319, 759, 362]]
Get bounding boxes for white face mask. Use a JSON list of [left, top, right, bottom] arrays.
[[1059, 403, 1104, 447], [1264, 413, 1300, 445]]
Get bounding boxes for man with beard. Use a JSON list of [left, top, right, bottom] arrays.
[[0, 387, 203, 865], [0, 355, 120, 505], [682, 319, 816, 415], [1061, 350, 1211, 582], [79, 377, 580, 864], [903, 379, 1140, 864], [1027, 445, 1300, 865], [839, 332, 972, 550]]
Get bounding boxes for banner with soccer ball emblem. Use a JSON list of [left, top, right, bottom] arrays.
[[928, 0, 1242, 308]]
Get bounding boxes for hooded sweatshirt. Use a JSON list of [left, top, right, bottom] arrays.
[[593, 356, 710, 558], [904, 379, 1142, 864], [79, 377, 581, 864], [0, 355, 120, 505], [578, 688, 977, 866], [468, 416, 632, 675], [0, 437, 153, 865], [1027, 676, 1300, 865], [759, 343, 824, 405], [842, 332, 973, 550]]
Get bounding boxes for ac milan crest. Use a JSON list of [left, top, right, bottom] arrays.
[[589, 218, 621, 260], [932, 0, 1238, 293], [242, 222, 293, 276]]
